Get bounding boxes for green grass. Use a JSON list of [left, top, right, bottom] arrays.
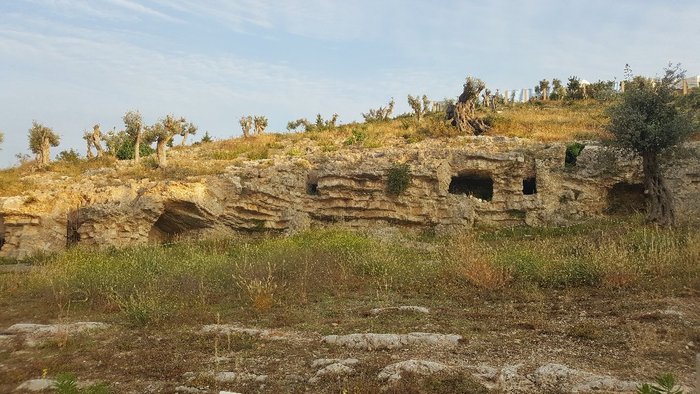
[[2, 217, 697, 327]]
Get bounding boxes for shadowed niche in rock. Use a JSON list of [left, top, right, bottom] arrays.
[[606, 182, 646, 214], [307, 173, 320, 196], [66, 210, 81, 247], [149, 200, 215, 242], [523, 177, 537, 195], [448, 172, 494, 201], [0, 214, 5, 251]]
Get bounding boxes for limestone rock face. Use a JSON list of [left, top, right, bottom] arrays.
[[1, 137, 699, 259]]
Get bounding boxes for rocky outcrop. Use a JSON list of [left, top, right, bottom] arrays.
[[1, 137, 699, 259], [321, 332, 462, 350]]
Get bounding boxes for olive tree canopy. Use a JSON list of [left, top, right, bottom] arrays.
[[606, 64, 696, 227], [28, 121, 60, 166]]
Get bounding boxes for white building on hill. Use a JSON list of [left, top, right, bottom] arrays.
[[684, 75, 700, 89]]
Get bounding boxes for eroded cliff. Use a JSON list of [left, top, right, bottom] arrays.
[[1, 136, 698, 259]]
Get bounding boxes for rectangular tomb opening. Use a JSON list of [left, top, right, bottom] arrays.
[[448, 173, 494, 201]]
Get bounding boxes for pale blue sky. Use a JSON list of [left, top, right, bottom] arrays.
[[1, 0, 699, 167]]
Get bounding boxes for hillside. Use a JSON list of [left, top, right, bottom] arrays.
[[1, 99, 699, 393], [0, 100, 611, 198]]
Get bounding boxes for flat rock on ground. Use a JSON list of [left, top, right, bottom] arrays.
[[322, 332, 462, 350], [378, 360, 450, 383]]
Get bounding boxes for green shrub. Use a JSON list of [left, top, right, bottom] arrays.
[[565, 142, 585, 166], [116, 140, 154, 160], [55, 149, 81, 163], [637, 373, 684, 394], [55, 372, 111, 394], [387, 163, 411, 196], [344, 127, 367, 146], [110, 288, 168, 327]]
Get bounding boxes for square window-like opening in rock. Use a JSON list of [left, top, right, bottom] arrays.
[[307, 182, 319, 195], [606, 182, 646, 215], [0, 215, 5, 251], [523, 177, 537, 195], [449, 173, 493, 201]]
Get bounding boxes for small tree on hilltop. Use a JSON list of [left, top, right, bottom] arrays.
[[288, 113, 339, 133], [253, 116, 268, 136], [550, 78, 566, 100], [83, 124, 104, 158], [407, 94, 430, 124], [239, 116, 253, 138], [606, 64, 696, 227], [362, 98, 395, 122], [566, 76, 584, 100], [587, 80, 617, 101], [450, 76, 490, 135], [83, 130, 94, 159], [28, 121, 60, 167], [287, 118, 311, 132], [535, 79, 550, 100], [144, 115, 186, 168], [0, 131, 5, 149], [200, 131, 213, 143], [123, 110, 144, 163], [180, 122, 197, 146]]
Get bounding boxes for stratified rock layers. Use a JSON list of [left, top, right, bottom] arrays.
[[1, 137, 698, 259]]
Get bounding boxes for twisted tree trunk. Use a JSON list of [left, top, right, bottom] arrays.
[[39, 139, 51, 166], [453, 102, 490, 135], [86, 139, 94, 159], [156, 139, 167, 168], [134, 133, 141, 163], [92, 133, 103, 158], [642, 150, 674, 227]]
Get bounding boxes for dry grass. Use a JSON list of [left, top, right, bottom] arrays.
[[115, 157, 227, 181], [1, 218, 699, 392], [3, 217, 697, 327], [486, 100, 611, 141], [450, 233, 512, 290], [0, 167, 32, 197], [0, 101, 617, 194]]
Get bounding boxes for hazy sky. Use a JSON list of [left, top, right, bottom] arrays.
[[1, 0, 699, 167]]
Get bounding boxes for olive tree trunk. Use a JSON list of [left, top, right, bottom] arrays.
[[642, 150, 674, 227], [86, 140, 94, 159], [39, 139, 51, 166], [156, 139, 167, 168], [180, 132, 188, 147], [134, 134, 141, 163], [93, 136, 103, 158]]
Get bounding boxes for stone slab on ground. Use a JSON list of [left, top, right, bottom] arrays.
[[368, 306, 430, 315], [378, 360, 450, 383], [15, 379, 56, 392], [322, 332, 462, 350]]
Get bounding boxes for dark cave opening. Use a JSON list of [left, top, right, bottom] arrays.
[[523, 177, 537, 195], [448, 173, 494, 201], [606, 182, 646, 214], [149, 201, 213, 242], [0, 215, 5, 251]]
